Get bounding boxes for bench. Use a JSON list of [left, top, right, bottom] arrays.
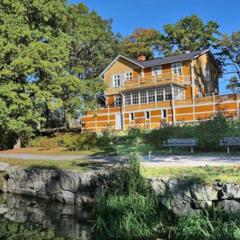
[[220, 137, 240, 155], [164, 138, 198, 154]]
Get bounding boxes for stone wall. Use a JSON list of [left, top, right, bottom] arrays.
[[3, 167, 111, 206], [3, 167, 240, 216], [151, 177, 240, 216]]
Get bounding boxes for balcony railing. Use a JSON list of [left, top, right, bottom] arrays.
[[106, 71, 191, 92]]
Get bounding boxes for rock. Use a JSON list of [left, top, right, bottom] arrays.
[[0, 162, 10, 171], [190, 185, 218, 201], [219, 200, 240, 213], [61, 190, 75, 204], [59, 171, 80, 193], [0, 206, 8, 215], [151, 178, 167, 196], [221, 184, 240, 199]]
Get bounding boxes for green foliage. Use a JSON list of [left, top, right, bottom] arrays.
[[30, 133, 98, 151], [218, 31, 240, 86], [144, 114, 239, 152], [97, 127, 118, 148], [123, 28, 167, 59], [174, 214, 214, 240], [163, 15, 220, 54], [61, 133, 98, 151]]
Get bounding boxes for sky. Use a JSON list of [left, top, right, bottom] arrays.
[[68, 0, 240, 93]]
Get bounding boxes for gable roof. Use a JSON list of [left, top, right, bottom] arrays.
[[100, 49, 210, 77]]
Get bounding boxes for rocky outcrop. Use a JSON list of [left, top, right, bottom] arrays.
[[150, 178, 240, 216], [3, 167, 111, 206]]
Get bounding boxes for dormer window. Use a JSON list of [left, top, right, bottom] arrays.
[[172, 63, 183, 75], [152, 66, 162, 76]]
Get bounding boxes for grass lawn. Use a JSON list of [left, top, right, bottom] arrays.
[[0, 147, 111, 156], [141, 166, 240, 184], [0, 157, 110, 172]]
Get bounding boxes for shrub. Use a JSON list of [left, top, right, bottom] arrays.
[[29, 136, 63, 149], [97, 127, 118, 148], [61, 133, 98, 151]]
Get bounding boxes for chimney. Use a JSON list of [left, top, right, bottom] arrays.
[[138, 54, 146, 61]]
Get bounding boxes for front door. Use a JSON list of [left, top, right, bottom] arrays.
[[115, 113, 123, 130]]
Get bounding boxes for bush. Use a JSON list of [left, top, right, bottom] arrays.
[[143, 113, 239, 152], [29, 133, 98, 151], [61, 133, 98, 151], [97, 127, 118, 148]]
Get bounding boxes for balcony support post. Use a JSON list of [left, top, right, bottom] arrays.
[[191, 62, 196, 124], [171, 84, 176, 125]]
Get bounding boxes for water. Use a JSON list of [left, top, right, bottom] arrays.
[[0, 193, 92, 240]]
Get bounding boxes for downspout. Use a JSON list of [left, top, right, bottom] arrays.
[[191, 62, 196, 123]]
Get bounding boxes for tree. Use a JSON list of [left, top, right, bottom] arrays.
[[163, 15, 220, 54], [123, 28, 167, 59], [226, 76, 240, 93], [67, 3, 121, 79], [0, 0, 71, 146], [218, 32, 240, 92]]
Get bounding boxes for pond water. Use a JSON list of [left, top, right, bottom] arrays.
[[0, 193, 92, 240]]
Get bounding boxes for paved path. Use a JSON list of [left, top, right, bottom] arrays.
[[0, 153, 240, 167], [142, 154, 240, 167]]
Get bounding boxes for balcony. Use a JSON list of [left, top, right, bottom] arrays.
[[123, 72, 191, 91]]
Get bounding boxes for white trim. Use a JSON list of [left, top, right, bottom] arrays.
[[99, 55, 144, 77]]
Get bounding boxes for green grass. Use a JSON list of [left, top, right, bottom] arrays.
[[0, 157, 109, 173], [141, 166, 240, 184]]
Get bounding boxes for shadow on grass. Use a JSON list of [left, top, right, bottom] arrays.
[[73, 161, 112, 171], [27, 165, 60, 170]]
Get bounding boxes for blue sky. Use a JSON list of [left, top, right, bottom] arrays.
[[68, 0, 240, 93]]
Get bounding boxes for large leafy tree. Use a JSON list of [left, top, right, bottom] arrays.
[[123, 28, 167, 59], [163, 15, 220, 54], [67, 3, 121, 79], [0, 0, 70, 146], [218, 32, 240, 93]]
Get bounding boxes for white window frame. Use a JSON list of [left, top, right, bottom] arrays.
[[125, 93, 132, 105], [132, 92, 139, 105], [161, 109, 167, 119], [112, 74, 122, 87], [144, 111, 150, 120], [115, 96, 122, 107], [125, 71, 133, 81], [148, 89, 155, 103], [156, 88, 164, 102], [152, 65, 162, 76], [129, 112, 134, 121], [204, 66, 211, 81], [171, 62, 183, 75], [140, 91, 147, 104]]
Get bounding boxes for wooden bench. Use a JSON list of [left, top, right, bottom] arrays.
[[220, 137, 240, 155], [164, 138, 198, 154]]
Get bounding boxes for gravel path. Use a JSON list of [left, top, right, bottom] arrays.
[[0, 153, 240, 167]]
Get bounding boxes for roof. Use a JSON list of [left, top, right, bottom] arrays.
[[100, 49, 209, 77]]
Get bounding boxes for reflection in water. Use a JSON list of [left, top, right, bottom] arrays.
[[0, 193, 92, 240]]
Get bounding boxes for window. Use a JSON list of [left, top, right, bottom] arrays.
[[172, 63, 183, 75], [140, 91, 147, 103], [156, 88, 164, 101], [145, 111, 150, 119], [152, 66, 162, 76], [129, 113, 134, 121], [161, 109, 167, 119], [132, 92, 139, 105], [115, 96, 122, 106], [125, 72, 133, 80], [165, 88, 172, 100], [148, 89, 155, 103], [204, 66, 211, 81], [174, 87, 185, 100], [112, 74, 122, 87], [125, 94, 131, 105]]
